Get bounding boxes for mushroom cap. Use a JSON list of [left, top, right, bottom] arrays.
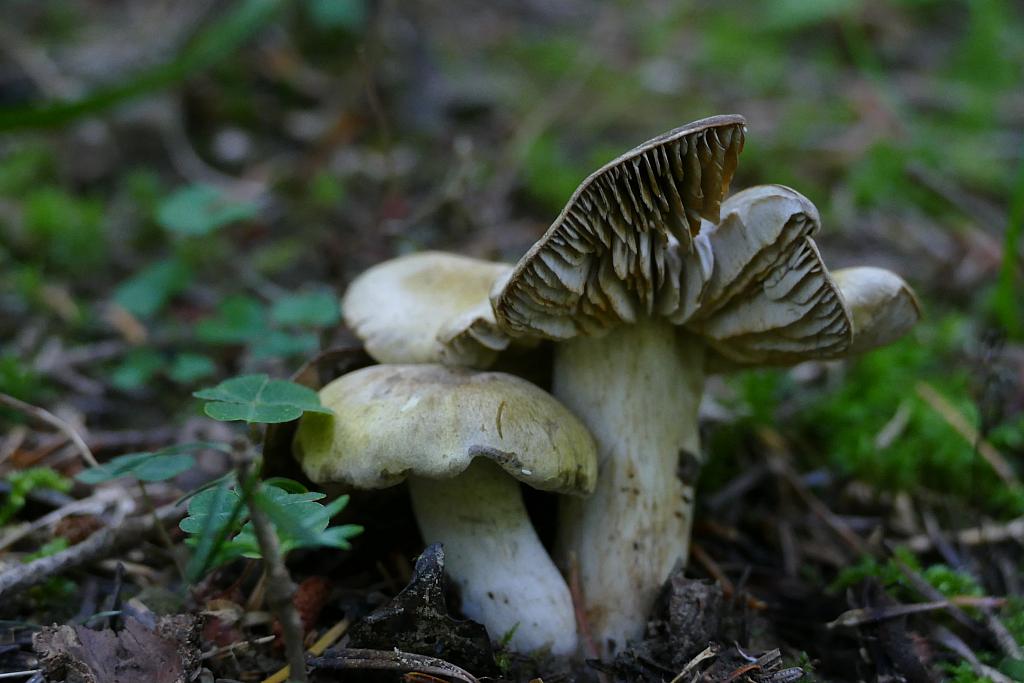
[[292, 364, 598, 494], [342, 252, 513, 367], [831, 266, 921, 354], [491, 115, 746, 340], [686, 184, 853, 365]]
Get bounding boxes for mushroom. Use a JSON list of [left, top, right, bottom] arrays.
[[342, 251, 514, 367], [292, 363, 597, 656], [487, 116, 921, 651]]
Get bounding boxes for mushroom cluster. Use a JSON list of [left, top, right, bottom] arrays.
[[300, 114, 921, 658]]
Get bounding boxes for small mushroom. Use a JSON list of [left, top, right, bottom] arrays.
[[342, 251, 513, 367], [292, 363, 597, 655], [488, 118, 921, 652]]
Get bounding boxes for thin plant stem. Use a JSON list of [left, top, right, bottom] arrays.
[[238, 466, 308, 683], [137, 481, 185, 580]]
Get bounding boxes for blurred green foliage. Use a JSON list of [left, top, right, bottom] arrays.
[[156, 185, 258, 237], [943, 662, 992, 683], [23, 188, 106, 274], [270, 290, 339, 328], [831, 546, 982, 598], [0, 354, 49, 406], [22, 537, 77, 607], [0, 467, 72, 525], [75, 443, 228, 484], [304, 0, 366, 31], [114, 258, 193, 319]]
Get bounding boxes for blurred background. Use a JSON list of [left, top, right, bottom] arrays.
[[0, 0, 1022, 679]]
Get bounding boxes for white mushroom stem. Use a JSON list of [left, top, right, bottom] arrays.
[[554, 317, 704, 655], [407, 459, 579, 656]]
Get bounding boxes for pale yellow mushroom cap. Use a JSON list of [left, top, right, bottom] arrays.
[[342, 252, 513, 367], [831, 266, 921, 354], [293, 364, 598, 494]]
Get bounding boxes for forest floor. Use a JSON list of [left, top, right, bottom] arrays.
[[1, 1, 1023, 681]]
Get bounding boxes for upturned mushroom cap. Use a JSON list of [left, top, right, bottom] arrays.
[[831, 266, 921, 354], [342, 252, 513, 366], [685, 185, 852, 365], [293, 364, 597, 494], [492, 115, 746, 339]]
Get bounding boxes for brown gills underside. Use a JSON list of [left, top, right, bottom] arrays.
[[493, 116, 746, 339]]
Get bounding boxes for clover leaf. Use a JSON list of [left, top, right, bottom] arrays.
[[193, 374, 333, 424], [157, 184, 258, 236], [270, 290, 339, 328], [179, 478, 362, 580], [76, 442, 230, 484]]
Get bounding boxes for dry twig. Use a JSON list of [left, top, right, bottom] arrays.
[[906, 516, 1024, 551], [0, 393, 98, 468], [261, 618, 350, 683], [0, 486, 130, 551], [932, 625, 1017, 683], [914, 381, 1020, 488], [309, 648, 480, 683], [0, 504, 182, 601], [828, 596, 1005, 628]]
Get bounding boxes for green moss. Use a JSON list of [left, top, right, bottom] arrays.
[[800, 315, 1020, 515], [942, 661, 993, 683], [0, 353, 49, 406], [0, 143, 54, 195], [848, 141, 945, 211], [0, 468, 73, 526], [521, 134, 587, 213], [712, 312, 1021, 517], [23, 187, 107, 273], [831, 547, 983, 601]]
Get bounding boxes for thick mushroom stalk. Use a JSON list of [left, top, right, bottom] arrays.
[[409, 460, 577, 655], [554, 318, 704, 650], [292, 364, 597, 656]]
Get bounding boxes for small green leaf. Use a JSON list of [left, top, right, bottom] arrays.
[[306, 0, 367, 30], [183, 478, 249, 583], [110, 349, 165, 391], [193, 374, 333, 424], [307, 171, 346, 208], [179, 484, 246, 535], [76, 443, 228, 484], [24, 187, 107, 273], [168, 353, 217, 384], [179, 477, 360, 580], [157, 184, 258, 236], [0, 353, 47, 405], [24, 537, 70, 562], [261, 477, 309, 494], [1000, 658, 1024, 680], [252, 487, 359, 553], [270, 291, 339, 328], [113, 258, 192, 318], [249, 330, 318, 359], [196, 295, 267, 345]]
